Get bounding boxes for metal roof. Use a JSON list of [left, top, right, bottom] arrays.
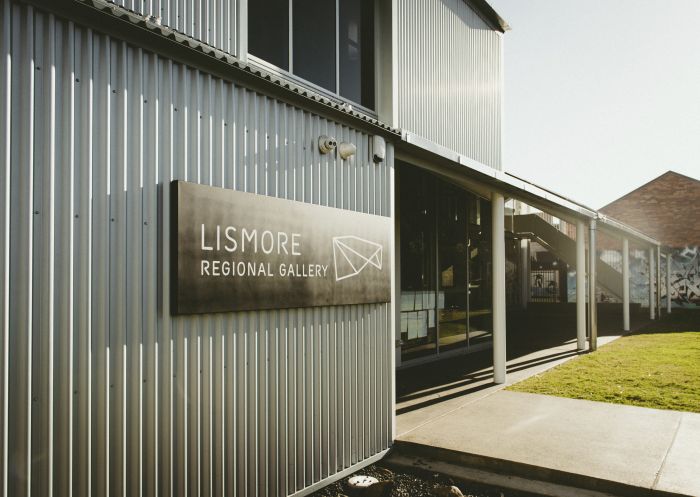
[[398, 132, 662, 248], [42, 0, 661, 250], [469, 0, 511, 32], [52, 0, 403, 137]]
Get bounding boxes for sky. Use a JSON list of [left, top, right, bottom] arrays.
[[487, 0, 700, 209]]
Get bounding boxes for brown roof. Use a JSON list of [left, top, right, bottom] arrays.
[[600, 171, 700, 249]]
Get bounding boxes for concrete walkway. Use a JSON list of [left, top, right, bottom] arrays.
[[394, 321, 700, 496], [395, 390, 700, 497], [397, 334, 621, 436]]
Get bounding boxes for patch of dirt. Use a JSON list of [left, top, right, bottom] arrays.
[[311, 463, 534, 497]]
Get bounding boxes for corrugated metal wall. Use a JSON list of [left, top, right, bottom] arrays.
[[104, 0, 238, 56], [0, 2, 394, 496], [397, 0, 502, 170]]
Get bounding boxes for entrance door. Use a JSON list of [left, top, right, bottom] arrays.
[[467, 196, 493, 346], [437, 184, 469, 352], [399, 165, 437, 361], [398, 161, 495, 363]]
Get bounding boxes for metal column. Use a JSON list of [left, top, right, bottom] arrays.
[[656, 247, 662, 318], [649, 247, 655, 320], [588, 220, 598, 351], [666, 253, 672, 314], [520, 238, 529, 310], [622, 238, 630, 332], [576, 221, 586, 351], [492, 192, 506, 384]]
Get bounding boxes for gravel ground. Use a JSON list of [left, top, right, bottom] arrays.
[[311, 463, 537, 497]]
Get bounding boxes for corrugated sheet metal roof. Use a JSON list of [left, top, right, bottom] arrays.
[[61, 0, 661, 250], [469, 0, 511, 32], [77, 0, 402, 135]]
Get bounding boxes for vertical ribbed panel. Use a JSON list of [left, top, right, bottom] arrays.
[[1, 3, 393, 496], [397, 0, 502, 170], [106, 0, 238, 56]]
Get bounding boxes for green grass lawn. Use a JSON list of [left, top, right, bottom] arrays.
[[508, 329, 700, 413]]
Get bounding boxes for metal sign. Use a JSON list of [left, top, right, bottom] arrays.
[[171, 181, 392, 314]]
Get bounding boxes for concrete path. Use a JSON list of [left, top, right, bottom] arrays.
[[395, 390, 700, 496], [397, 335, 621, 436]]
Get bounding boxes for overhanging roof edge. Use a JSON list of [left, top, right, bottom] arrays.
[[30, 0, 402, 139], [399, 133, 664, 249], [467, 0, 511, 32], [400, 132, 597, 219], [596, 214, 662, 248]]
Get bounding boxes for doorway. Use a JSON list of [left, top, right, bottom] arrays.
[[398, 161, 493, 364]]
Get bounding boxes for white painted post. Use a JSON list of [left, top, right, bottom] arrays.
[[622, 238, 630, 332], [390, 149, 399, 441], [576, 221, 586, 351], [657, 247, 662, 318], [588, 220, 598, 351], [492, 192, 506, 384], [649, 247, 655, 320], [666, 252, 672, 314], [520, 238, 529, 310]]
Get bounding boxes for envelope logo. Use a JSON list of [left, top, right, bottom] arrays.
[[332, 236, 383, 281]]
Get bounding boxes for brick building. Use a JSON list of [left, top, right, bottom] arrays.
[[601, 171, 700, 249], [601, 171, 700, 308]]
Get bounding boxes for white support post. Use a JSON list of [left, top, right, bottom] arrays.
[[666, 253, 672, 314], [520, 238, 529, 310], [622, 238, 630, 331], [236, 0, 248, 61], [588, 220, 598, 351], [576, 221, 586, 351], [649, 247, 655, 320], [492, 192, 506, 384], [656, 247, 662, 318]]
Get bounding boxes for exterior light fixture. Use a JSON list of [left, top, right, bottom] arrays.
[[372, 135, 386, 163], [338, 142, 356, 160]]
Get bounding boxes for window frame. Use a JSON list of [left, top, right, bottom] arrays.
[[246, 0, 378, 115]]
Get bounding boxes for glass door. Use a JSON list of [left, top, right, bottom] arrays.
[[399, 165, 437, 361], [437, 184, 469, 352], [467, 197, 493, 346]]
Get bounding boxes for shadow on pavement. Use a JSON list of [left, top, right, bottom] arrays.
[[396, 304, 655, 408]]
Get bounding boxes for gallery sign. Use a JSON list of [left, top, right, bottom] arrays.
[[171, 181, 392, 314]]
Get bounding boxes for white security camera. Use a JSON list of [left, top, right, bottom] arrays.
[[318, 135, 337, 154]]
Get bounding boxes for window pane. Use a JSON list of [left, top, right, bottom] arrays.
[[437, 184, 469, 353], [293, 0, 336, 92], [399, 163, 438, 362], [468, 198, 493, 347], [339, 0, 375, 108], [249, 0, 289, 70]]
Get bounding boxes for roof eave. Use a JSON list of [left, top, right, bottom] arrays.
[[468, 0, 511, 32]]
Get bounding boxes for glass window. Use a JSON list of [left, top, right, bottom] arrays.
[[400, 165, 437, 361], [339, 0, 375, 108], [248, 0, 375, 109], [249, 0, 289, 70], [437, 184, 469, 353], [293, 0, 336, 92], [399, 163, 495, 363], [468, 199, 493, 347]]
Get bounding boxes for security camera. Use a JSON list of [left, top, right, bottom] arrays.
[[318, 135, 337, 154]]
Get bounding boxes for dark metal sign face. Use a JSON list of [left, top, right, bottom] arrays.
[[171, 181, 392, 314]]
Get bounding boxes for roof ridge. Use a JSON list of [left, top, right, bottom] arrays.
[[600, 170, 700, 210]]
